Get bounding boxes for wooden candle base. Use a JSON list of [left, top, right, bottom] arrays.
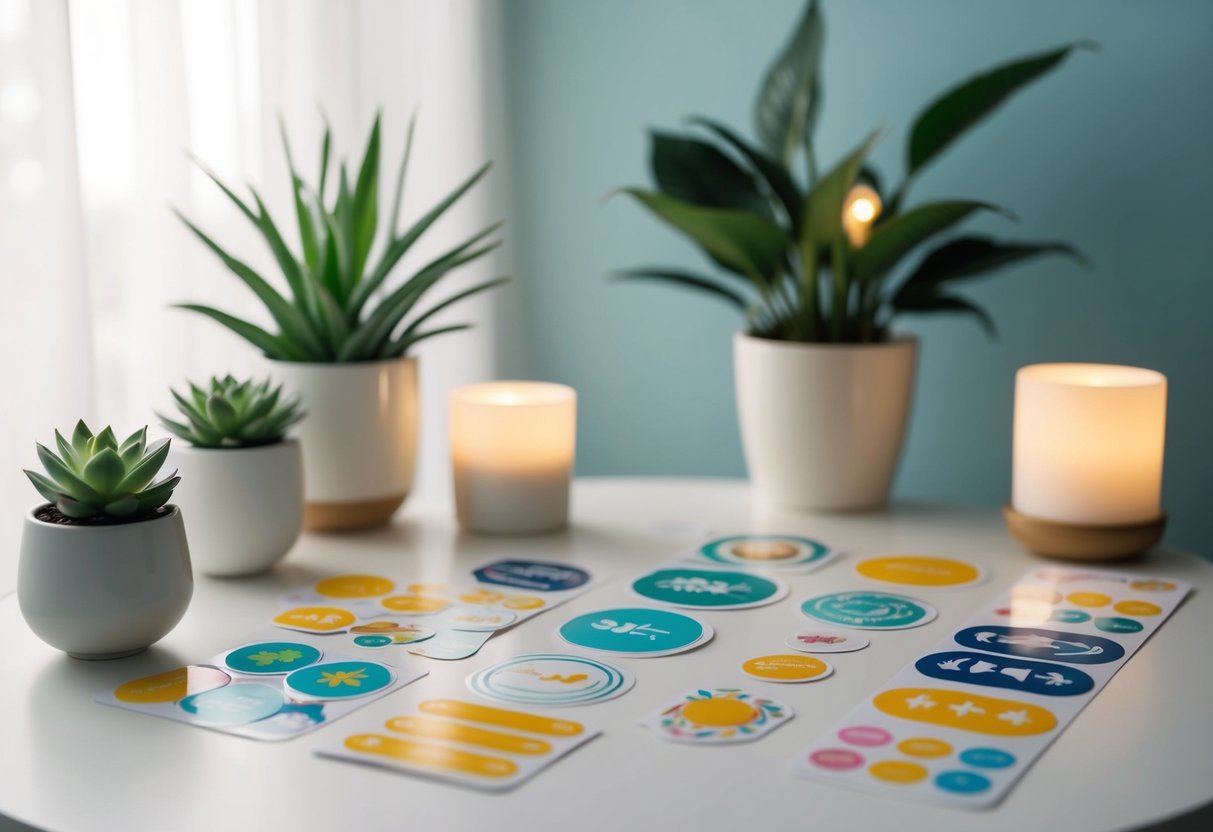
[[1003, 504, 1167, 562]]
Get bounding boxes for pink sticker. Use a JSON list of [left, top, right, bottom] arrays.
[[839, 725, 893, 747], [810, 748, 865, 770]]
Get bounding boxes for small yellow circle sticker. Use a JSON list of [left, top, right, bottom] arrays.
[[1114, 599, 1161, 616], [869, 760, 929, 784], [741, 654, 833, 683], [314, 574, 395, 599], [1066, 592, 1111, 608], [381, 595, 450, 614], [273, 606, 356, 632], [681, 697, 759, 727], [114, 666, 230, 704], [897, 737, 953, 758], [856, 556, 983, 588]]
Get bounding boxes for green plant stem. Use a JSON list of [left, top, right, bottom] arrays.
[[798, 242, 819, 341], [829, 236, 847, 341]]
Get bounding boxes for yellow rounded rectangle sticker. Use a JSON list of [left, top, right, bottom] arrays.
[[344, 734, 518, 779], [874, 687, 1057, 736], [384, 715, 552, 755], [418, 700, 584, 736]]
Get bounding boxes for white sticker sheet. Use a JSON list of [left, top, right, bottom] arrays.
[[793, 567, 1192, 810]]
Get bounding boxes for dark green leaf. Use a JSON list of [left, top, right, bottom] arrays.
[[400, 277, 510, 339], [689, 116, 803, 226], [24, 470, 63, 504], [852, 200, 1009, 283], [386, 324, 473, 357], [614, 268, 749, 311], [388, 112, 417, 238], [352, 113, 381, 281], [754, 0, 824, 164], [173, 304, 295, 360], [898, 236, 1086, 293], [650, 131, 772, 218], [36, 444, 102, 503], [82, 448, 125, 496], [135, 474, 181, 512], [800, 131, 880, 248]]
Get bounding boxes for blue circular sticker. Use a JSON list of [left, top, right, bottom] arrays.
[[959, 747, 1016, 769], [801, 591, 937, 630], [179, 682, 285, 726], [632, 568, 786, 609], [1050, 609, 1091, 624], [353, 635, 392, 648], [473, 560, 590, 591], [699, 535, 831, 568], [284, 661, 394, 700], [935, 770, 992, 794], [1095, 616, 1144, 634], [223, 641, 322, 675], [558, 607, 711, 656]]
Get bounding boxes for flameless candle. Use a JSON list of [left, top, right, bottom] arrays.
[[450, 382, 576, 535]]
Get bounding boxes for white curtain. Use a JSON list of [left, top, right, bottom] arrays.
[[0, 0, 517, 590]]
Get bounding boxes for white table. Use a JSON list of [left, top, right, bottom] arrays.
[[1, 477, 1210, 832]]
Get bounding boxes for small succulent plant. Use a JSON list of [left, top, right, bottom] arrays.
[[25, 422, 179, 521], [159, 375, 304, 449]]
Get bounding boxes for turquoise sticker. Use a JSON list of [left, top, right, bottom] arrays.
[[353, 635, 392, 648], [284, 661, 394, 700], [223, 641, 322, 675], [801, 591, 937, 630], [632, 568, 785, 609], [179, 682, 285, 726], [1095, 616, 1144, 634], [558, 607, 710, 656], [699, 535, 831, 569], [935, 770, 992, 794], [959, 747, 1016, 769], [1050, 609, 1091, 624]]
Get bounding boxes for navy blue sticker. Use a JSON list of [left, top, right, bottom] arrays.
[[473, 560, 590, 592], [915, 651, 1094, 696], [953, 625, 1125, 664]]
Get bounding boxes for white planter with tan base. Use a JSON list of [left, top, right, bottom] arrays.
[[271, 357, 418, 531], [734, 332, 917, 511]]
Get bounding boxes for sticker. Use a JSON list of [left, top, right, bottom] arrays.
[[810, 749, 865, 770], [344, 734, 519, 778], [1050, 609, 1091, 624], [468, 654, 634, 706], [1065, 591, 1111, 608], [447, 610, 518, 632], [473, 560, 591, 592], [386, 716, 553, 754], [935, 771, 991, 794], [350, 622, 436, 643], [870, 760, 928, 784], [631, 567, 787, 609], [223, 641, 322, 675], [838, 726, 891, 747], [315, 574, 395, 598], [959, 747, 1016, 769], [418, 699, 586, 736], [873, 688, 1057, 736], [641, 688, 792, 744], [785, 630, 870, 653], [273, 606, 356, 633], [1129, 579, 1177, 592], [285, 661, 395, 700], [179, 682, 285, 726], [914, 651, 1094, 696], [742, 654, 833, 683], [953, 626, 1125, 664], [1094, 617, 1144, 634], [1114, 600, 1161, 617], [114, 666, 230, 704], [801, 591, 937, 630], [381, 595, 450, 614], [898, 737, 952, 758], [696, 534, 837, 572], [855, 556, 985, 588], [557, 607, 712, 657], [354, 635, 393, 648]]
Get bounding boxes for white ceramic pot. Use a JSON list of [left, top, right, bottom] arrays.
[[270, 357, 418, 531], [18, 505, 193, 659], [734, 332, 917, 511], [170, 440, 303, 576]]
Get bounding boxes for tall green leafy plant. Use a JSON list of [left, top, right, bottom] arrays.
[[177, 114, 508, 361], [618, 0, 1090, 342]]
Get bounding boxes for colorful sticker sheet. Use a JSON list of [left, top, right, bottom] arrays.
[[640, 688, 793, 744], [95, 638, 427, 741], [794, 567, 1191, 809], [690, 534, 842, 574], [318, 699, 599, 791], [274, 560, 595, 660]]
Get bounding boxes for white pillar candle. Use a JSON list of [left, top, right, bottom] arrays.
[[1012, 363, 1166, 525], [450, 382, 576, 534]]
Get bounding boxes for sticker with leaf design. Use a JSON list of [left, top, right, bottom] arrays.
[[640, 688, 794, 745]]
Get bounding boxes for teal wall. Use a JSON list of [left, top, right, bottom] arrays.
[[502, 0, 1213, 554]]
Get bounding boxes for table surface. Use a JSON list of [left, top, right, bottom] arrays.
[[1, 477, 1211, 832]]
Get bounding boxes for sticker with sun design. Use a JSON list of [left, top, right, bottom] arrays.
[[640, 688, 794, 744]]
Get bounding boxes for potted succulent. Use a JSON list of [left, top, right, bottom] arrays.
[[176, 114, 507, 530], [617, 0, 1088, 510], [19, 423, 192, 659], [160, 375, 305, 577]]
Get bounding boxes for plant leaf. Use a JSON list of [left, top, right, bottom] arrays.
[[399, 277, 510, 339], [24, 470, 63, 504], [352, 112, 381, 281], [852, 200, 1009, 283], [386, 324, 473, 357], [754, 0, 824, 164], [117, 438, 171, 493], [36, 443, 103, 503], [173, 304, 294, 360], [135, 475, 181, 512], [70, 420, 92, 455], [650, 131, 773, 218], [800, 131, 881, 248], [688, 116, 803, 226], [614, 268, 749, 311], [82, 448, 125, 497], [897, 236, 1087, 293], [892, 287, 997, 337], [388, 112, 417, 238]]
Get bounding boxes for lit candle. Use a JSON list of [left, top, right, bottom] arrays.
[[1012, 363, 1166, 525], [842, 183, 882, 248], [450, 382, 577, 534]]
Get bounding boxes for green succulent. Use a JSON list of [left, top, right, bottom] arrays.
[[617, 0, 1090, 342], [24, 422, 179, 521], [159, 375, 304, 449], [175, 113, 508, 362]]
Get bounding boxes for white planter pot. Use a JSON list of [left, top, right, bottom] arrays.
[[734, 332, 917, 511], [170, 440, 303, 577], [18, 505, 193, 659], [270, 357, 418, 530]]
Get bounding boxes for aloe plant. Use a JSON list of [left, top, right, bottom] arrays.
[[159, 375, 304, 449], [177, 114, 508, 361], [618, 0, 1090, 342], [24, 422, 179, 521]]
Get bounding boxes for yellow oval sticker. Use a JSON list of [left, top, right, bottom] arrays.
[[874, 687, 1057, 736], [856, 556, 983, 588], [742, 654, 833, 683]]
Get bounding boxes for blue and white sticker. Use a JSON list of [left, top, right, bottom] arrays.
[[632, 567, 787, 610], [915, 651, 1094, 696], [953, 626, 1125, 665], [473, 560, 591, 592], [801, 591, 937, 630], [557, 607, 712, 657], [468, 653, 634, 706], [284, 661, 396, 700], [222, 641, 322, 675], [179, 682, 285, 726], [697, 535, 838, 572]]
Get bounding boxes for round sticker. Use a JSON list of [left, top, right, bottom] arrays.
[[1095, 616, 1144, 634], [223, 641, 322, 675], [446, 610, 518, 632], [742, 654, 833, 683], [1050, 609, 1091, 624], [114, 665, 230, 704], [810, 749, 865, 771], [839, 726, 891, 747], [273, 606, 356, 633], [468, 653, 634, 706], [698, 535, 833, 570], [314, 574, 395, 598], [284, 661, 395, 700], [1114, 600, 1161, 617], [869, 760, 928, 784], [558, 607, 711, 656], [350, 622, 436, 643], [855, 556, 984, 588], [381, 595, 450, 614], [801, 591, 937, 630], [473, 560, 591, 591], [179, 682, 284, 726], [353, 635, 393, 648], [631, 567, 787, 610], [786, 630, 870, 654], [654, 689, 789, 744]]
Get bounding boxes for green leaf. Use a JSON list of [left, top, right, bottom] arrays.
[[853, 200, 1009, 283], [117, 438, 171, 493], [104, 496, 140, 516], [614, 268, 749, 311], [892, 287, 997, 337], [53, 430, 79, 468], [70, 420, 92, 455], [57, 496, 96, 519], [897, 236, 1086, 293], [278, 118, 320, 270], [388, 112, 417, 238], [399, 277, 510, 339], [386, 324, 473, 357], [800, 131, 880, 248], [36, 443, 101, 503], [173, 304, 294, 360], [621, 189, 788, 286], [135, 474, 181, 512], [118, 426, 146, 456], [650, 131, 772, 218], [318, 117, 332, 199], [335, 166, 358, 298], [754, 0, 824, 165], [688, 116, 803, 226], [905, 42, 1095, 181], [24, 470, 63, 504], [92, 426, 118, 452], [352, 113, 381, 281], [206, 395, 239, 434], [82, 448, 125, 497]]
